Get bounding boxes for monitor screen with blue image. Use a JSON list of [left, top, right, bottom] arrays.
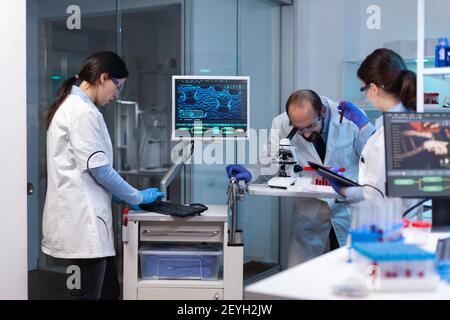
[[172, 76, 249, 140]]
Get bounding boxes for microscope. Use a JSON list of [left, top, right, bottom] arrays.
[[268, 128, 303, 189]]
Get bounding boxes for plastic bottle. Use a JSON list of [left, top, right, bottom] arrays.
[[435, 37, 449, 67]]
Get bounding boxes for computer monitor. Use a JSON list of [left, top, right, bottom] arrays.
[[384, 112, 450, 230], [172, 76, 250, 140]]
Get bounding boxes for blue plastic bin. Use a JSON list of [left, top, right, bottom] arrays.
[[139, 243, 222, 280]]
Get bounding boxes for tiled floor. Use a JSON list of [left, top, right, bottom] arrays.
[[28, 262, 276, 299]]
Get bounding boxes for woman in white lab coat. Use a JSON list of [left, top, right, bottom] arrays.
[[333, 48, 416, 201], [43, 51, 164, 299]]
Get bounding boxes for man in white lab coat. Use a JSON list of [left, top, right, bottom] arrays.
[[226, 89, 375, 266]]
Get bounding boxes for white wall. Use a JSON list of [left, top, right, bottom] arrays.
[[0, 0, 28, 299], [295, 0, 450, 100], [295, 0, 346, 100], [357, 0, 450, 58]]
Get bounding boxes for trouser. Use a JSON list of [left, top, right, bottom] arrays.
[[68, 256, 120, 300], [329, 225, 340, 251]]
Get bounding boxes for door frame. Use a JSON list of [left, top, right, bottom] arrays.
[[0, 0, 28, 300]]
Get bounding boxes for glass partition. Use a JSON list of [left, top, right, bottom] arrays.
[[27, 0, 285, 298], [183, 0, 283, 283], [27, 0, 183, 298], [27, 0, 118, 299]]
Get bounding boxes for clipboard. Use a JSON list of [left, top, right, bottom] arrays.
[[307, 161, 361, 187]]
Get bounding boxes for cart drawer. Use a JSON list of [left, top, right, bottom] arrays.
[[138, 287, 223, 300], [140, 221, 223, 242]]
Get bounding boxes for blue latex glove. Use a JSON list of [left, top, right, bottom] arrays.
[[140, 188, 166, 204], [337, 101, 369, 129], [130, 188, 166, 212], [130, 204, 140, 211], [226, 165, 252, 183], [317, 167, 346, 196]]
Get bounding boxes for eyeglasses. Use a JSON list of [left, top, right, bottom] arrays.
[[360, 83, 385, 92], [360, 84, 369, 93], [110, 76, 125, 96], [291, 112, 323, 134]]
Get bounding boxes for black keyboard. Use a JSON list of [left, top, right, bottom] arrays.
[[138, 201, 208, 217]]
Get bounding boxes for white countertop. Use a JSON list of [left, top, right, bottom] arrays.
[[245, 232, 450, 300], [128, 204, 228, 222]]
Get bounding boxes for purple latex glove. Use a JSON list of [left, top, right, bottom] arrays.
[[338, 101, 369, 129], [226, 165, 252, 183]]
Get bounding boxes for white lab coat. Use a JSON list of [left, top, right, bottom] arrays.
[[357, 105, 417, 211], [42, 86, 115, 259], [358, 122, 386, 199], [249, 97, 373, 266]]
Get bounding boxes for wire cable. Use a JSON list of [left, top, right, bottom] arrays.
[[361, 184, 385, 199], [402, 198, 430, 218]]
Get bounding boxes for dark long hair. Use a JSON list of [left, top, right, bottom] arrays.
[[47, 51, 129, 128], [357, 48, 416, 111]]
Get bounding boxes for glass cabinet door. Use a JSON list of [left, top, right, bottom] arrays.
[[28, 0, 184, 298], [183, 0, 283, 283], [28, 0, 118, 298]]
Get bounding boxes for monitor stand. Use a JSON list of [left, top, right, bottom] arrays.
[[432, 199, 450, 232]]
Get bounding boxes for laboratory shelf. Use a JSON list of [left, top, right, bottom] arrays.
[[118, 168, 169, 176], [137, 279, 224, 289], [416, 0, 450, 112], [344, 102, 449, 112], [344, 57, 434, 67], [424, 105, 450, 111], [424, 74, 450, 83], [423, 67, 450, 75]]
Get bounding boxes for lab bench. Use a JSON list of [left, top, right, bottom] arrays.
[[245, 232, 450, 300], [123, 205, 243, 300], [247, 183, 338, 199]]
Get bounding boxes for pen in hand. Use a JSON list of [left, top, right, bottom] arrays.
[[339, 101, 346, 124]]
